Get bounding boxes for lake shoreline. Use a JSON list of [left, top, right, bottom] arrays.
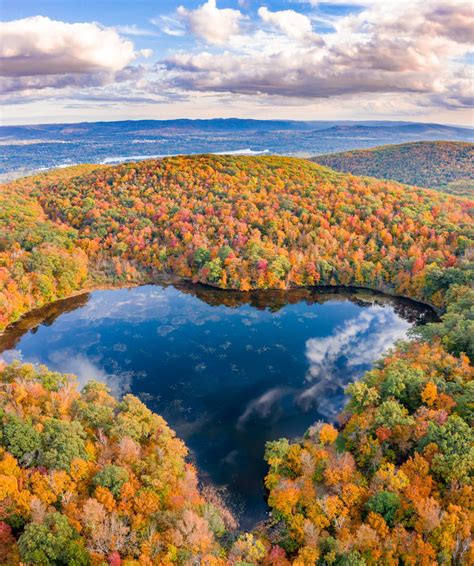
[[0, 274, 440, 345]]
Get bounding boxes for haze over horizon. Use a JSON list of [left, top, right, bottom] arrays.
[[1, 0, 473, 126]]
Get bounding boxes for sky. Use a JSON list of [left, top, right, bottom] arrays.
[[1, 0, 473, 125]]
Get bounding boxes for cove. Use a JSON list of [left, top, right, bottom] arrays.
[[0, 284, 435, 529]]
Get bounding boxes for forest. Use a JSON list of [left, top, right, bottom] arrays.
[[1, 155, 472, 333], [0, 155, 473, 564], [312, 142, 474, 197]]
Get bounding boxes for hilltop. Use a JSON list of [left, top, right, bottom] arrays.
[[1, 154, 472, 332], [312, 141, 474, 196]]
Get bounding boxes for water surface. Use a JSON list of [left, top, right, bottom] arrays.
[[0, 284, 434, 528]]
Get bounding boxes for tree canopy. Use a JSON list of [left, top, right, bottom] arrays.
[[0, 155, 472, 563]]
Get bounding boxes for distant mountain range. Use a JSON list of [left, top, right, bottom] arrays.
[[1, 118, 473, 141], [312, 141, 474, 197], [1, 119, 473, 181]]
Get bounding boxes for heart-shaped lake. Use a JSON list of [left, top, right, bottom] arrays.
[[0, 284, 435, 528]]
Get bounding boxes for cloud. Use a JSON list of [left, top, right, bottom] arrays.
[[237, 387, 288, 428], [164, 48, 434, 98], [0, 16, 136, 76], [297, 306, 410, 418], [48, 350, 131, 397], [234, 306, 412, 424], [431, 68, 474, 108], [1, 1, 472, 120], [305, 306, 409, 379], [0, 16, 147, 93], [151, 14, 186, 37], [177, 0, 244, 45], [162, 0, 473, 108], [115, 24, 159, 37], [0, 348, 131, 398], [258, 7, 323, 45]]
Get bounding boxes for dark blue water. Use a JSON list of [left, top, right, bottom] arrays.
[[0, 284, 434, 528]]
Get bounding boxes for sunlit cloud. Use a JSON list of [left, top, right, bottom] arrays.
[[115, 24, 159, 37], [0, 16, 151, 94], [176, 0, 244, 45], [162, 0, 473, 112], [1, 1, 472, 122], [258, 6, 323, 45]]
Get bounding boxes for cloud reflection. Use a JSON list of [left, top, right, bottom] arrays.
[[237, 387, 288, 429], [48, 350, 132, 397], [297, 306, 410, 418]]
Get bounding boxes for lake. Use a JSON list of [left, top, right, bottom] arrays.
[[0, 284, 435, 528]]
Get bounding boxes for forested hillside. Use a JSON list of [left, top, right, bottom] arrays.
[[0, 155, 473, 563], [312, 142, 474, 196], [1, 155, 472, 332]]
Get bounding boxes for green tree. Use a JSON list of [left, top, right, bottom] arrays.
[[194, 247, 211, 268], [379, 361, 425, 412], [205, 258, 223, 283], [93, 465, 129, 498], [416, 285, 474, 361], [2, 414, 41, 465], [366, 491, 401, 527], [374, 399, 415, 429], [419, 414, 474, 485], [39, 419, 87, 471], [18, 513, 89, 566], [270, 255, 291, 280]]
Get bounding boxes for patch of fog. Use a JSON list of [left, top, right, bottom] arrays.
[[0, 139, 73, 146], [100, 148, 270, 164], [213, 148, 270, 156]]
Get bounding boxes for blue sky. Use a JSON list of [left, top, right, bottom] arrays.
[[1, 1, 473, 125]]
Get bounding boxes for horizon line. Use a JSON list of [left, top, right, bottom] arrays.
[[2, 117, 474, 129]]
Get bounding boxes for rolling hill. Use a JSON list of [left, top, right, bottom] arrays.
[[2, 120, 473, 183], [2, 154, 472, 332], [2, 119, 473, 141], [312, 141, 474, 196]]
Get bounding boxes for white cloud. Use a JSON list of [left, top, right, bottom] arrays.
[[295, 306, 410, 418], [0, 16, 146, 93], [164, 47, 435, 98], [426, 2, 474, 44], [115, 24, 159, 37], [150, 14, 186, 37], [304, 306, 409, 380], [1, 1, 472, 120], [0, 16, 136, 76], [163, 0, 473, 108], [258, 6, 323, 45], [177, 0, 244, 45]]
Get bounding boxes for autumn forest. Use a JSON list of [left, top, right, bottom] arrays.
[[0, 155, 473, 564]]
